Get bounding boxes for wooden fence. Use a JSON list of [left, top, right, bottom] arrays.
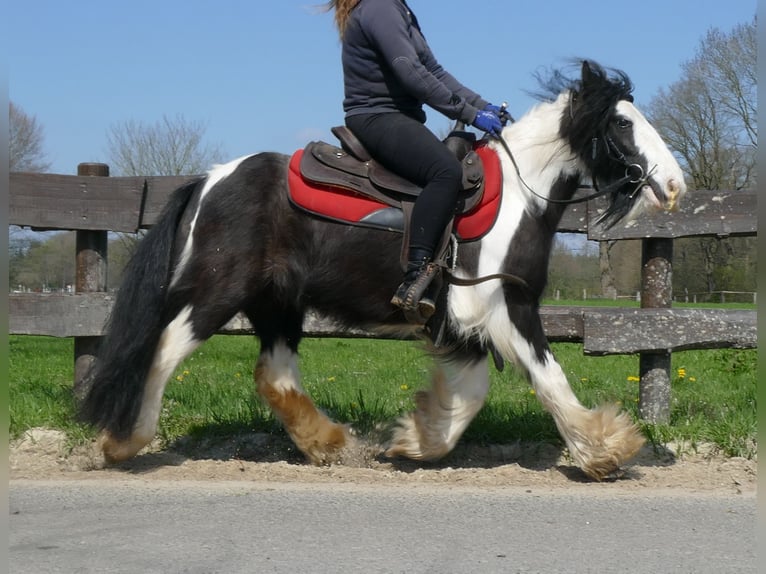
[[9, 163, 758, 423]]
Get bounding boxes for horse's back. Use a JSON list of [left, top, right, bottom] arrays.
[[168, 150, 407, 335]]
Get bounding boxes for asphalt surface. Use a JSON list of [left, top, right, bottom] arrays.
[[9, 480, 756, 574]]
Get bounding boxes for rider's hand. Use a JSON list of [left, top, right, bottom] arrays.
[[472, 110, 503, 136], [484, 103, 511, 126], [483, 103, 503, 116]]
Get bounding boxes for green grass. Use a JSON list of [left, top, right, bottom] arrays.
[[9, 334, 757, 458]]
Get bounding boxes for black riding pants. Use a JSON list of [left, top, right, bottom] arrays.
[[345, 112, 462, 258]]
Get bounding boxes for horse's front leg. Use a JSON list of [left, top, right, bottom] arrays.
[[255, 339, 353, 464], [386, 350, 490, 460], [490, 305, 645, 480]]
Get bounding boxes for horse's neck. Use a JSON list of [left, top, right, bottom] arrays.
[[472, 95, 583, 281]]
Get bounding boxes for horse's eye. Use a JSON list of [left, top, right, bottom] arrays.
[[615, 117, 632, 129]]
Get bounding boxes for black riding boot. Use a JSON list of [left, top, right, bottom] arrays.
[[391, 248, 438, 320]]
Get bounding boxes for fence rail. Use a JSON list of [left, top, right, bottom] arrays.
[[9, 164, 758, 423]]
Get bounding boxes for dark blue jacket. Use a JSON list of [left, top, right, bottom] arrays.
[[342, 0, 488, 124]]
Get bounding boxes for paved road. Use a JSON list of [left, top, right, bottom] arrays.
[[10, 480, 755, 574]]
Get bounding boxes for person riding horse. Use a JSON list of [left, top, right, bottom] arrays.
[[325, 0, 508, 320]]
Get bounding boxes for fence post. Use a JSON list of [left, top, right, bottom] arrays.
[[638, 237, 673, 423], [73, 163, 109, 395]]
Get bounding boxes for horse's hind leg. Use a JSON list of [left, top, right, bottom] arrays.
[[386, 349, 490, 460], [100, 305, 203, 462], [255, 337, 352, 464]]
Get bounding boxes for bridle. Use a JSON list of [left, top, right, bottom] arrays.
[[492, 121, 656, 206]]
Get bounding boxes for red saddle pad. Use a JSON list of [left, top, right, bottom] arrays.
[[287, 143, 502, 242]]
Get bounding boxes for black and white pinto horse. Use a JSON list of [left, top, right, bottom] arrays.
[[79, 61, 685, 480]]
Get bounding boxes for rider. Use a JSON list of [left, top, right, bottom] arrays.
[[324, 0, 506, 320]]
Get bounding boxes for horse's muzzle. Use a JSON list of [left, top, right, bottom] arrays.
[[647, 177, 685, 212]]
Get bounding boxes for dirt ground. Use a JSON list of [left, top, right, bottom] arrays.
[[9, 428, 757, 495]]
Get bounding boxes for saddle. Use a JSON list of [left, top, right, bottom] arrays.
[[301, 126, 486, 217]]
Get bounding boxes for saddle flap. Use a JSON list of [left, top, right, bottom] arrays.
[[368, 162, 422, 196], [310, 141, 369, 179]]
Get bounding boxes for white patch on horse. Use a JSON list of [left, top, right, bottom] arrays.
[[615, 100, 686, 218], [170, 155, 256, 288], [133, 305, 201, 444], [387, 357, 490, 460], [258, 341, 302, 395], [448, 94, 578, 332], [438, 357, 491, 447]]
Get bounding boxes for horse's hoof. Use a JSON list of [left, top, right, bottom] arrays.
[[99, 432, 149, 464]]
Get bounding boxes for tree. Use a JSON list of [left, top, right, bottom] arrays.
[[10, 232, 76, 291], [106, 113, 224, 176], [637, 17, 756, 298], [103, 113, 226, 285], [646, 17, 756, 190], [9, 101, 51, 172]]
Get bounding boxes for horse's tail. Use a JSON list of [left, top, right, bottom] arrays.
[[77, 178, 202, 439]]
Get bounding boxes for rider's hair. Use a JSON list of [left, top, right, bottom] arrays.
[[321, 0, 361, 38]]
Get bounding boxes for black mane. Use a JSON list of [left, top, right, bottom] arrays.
[[531, 59, 634, 104]]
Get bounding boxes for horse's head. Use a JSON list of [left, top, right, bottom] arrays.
[[564, 60, 686, 226]]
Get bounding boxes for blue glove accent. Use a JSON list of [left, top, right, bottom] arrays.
[[484, 103, 512, 126], [483, 103, 503, 116], [472, 110, 503, 135]]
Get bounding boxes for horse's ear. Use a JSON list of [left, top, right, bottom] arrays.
[[581, 60, 596, 89]]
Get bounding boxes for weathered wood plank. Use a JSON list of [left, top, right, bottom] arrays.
[[12, 172, 756, 238], [9, 173, 145, 232], [583, 307, 757, 355], [587, 190, 756, 240], [9, 173, 200, 232], [8, 294, 588, 341], [9, 293, 115, 338], [139, 175, 201, 228], [5, 292, 578, 339], [10, 295, 756, 356]]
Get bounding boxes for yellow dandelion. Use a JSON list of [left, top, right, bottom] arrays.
[[400, 384, 409, 391], [677, 368, 686, 378], [580, 378, 588, 382], [529, 389, 536, 396], [183, 370, 190, 376], [627, 376, 640, 382], [327, 376, 336, 382], [689, 377, 696, 382], [176, 375, 184, 382]]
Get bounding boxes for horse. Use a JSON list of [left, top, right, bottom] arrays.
[[78, 60, 686, 480]]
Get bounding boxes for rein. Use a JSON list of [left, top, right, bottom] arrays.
[[445, 270, 530, 290], [494, 132, 653, 206]]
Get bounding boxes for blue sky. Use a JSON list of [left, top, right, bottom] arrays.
[[9, 0, 756, 175]]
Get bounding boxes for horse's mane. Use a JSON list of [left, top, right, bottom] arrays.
[[529, 59, 634, 105]]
